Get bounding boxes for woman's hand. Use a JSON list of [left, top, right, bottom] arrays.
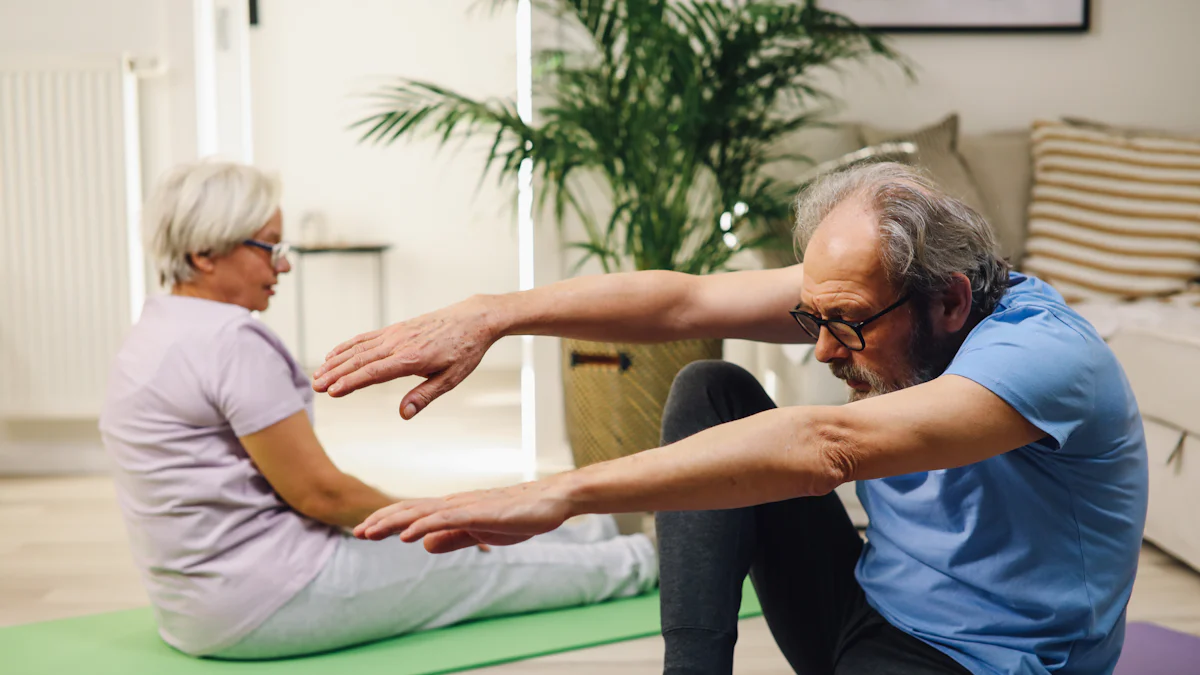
[[352, 479, 576, 553], [312, 295, 500, 419]]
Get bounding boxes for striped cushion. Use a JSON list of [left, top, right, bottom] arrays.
[[1021, 120, 1200, 303]]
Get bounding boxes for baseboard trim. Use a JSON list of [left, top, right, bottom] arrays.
[[0, 441, 110, 475]]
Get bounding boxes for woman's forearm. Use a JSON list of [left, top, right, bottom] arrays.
[[556, 406, 845, 515], [300, 475, 395, 529]]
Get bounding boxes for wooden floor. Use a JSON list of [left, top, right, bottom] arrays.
[[3, 476, 1199, 674]]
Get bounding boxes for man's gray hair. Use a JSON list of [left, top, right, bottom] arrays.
[[793, 162, 1010, 316], [144, 160, 282, 287]]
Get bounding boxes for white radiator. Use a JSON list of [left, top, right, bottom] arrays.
[[0, 55, 146, 418]]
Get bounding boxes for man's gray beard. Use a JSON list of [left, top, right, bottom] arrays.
[[830, 311, 958, 402]]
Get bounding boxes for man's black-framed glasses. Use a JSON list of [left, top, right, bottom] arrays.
[[244, 239, 292, 268], [789, 294, 911, 352]]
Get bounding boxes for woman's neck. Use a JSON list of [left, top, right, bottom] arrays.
[[171, 282, 225, 303]]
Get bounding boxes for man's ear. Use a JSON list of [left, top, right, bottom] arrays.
[[937, 272, 973, 333], [188, 251, 216, 274]]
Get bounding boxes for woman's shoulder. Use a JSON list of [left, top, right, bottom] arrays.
[[214, 314, 297, 368], [133, 296, 299, 371]]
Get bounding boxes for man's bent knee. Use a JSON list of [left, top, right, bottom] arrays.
[[668, 360, 755, 400], [661, 361, 765, 445]]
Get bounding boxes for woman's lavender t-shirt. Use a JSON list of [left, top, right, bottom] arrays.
[[99, 295, 339, 655]]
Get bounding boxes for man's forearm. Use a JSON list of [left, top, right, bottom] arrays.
[[555, 405, 846, 515], [548, 376, 1051, 517], [488, 270, 700, 344], [485, 264, 808, 345]]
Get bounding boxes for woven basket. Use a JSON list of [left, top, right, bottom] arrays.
[[561, 338, 724, 468]]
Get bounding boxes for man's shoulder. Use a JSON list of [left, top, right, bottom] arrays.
[[976, 273, 1105, 353], [948, 273, 1117, 400]]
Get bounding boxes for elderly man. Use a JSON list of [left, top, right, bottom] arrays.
[[313, 163, 1147, 675]]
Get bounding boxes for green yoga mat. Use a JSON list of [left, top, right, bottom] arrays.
[[3, 581, 762, 675]]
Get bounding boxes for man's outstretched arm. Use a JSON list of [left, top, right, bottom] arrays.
[[355, 374, 1045, 550], [313, 265, 809, 417], [493, 264, 809, 344]]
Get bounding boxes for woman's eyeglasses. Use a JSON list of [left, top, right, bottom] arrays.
[[243, 239, 292, 268]]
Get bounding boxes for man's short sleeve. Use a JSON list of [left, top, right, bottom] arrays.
[[210, 320, 307, 438], [944, 306, 1096, 450]]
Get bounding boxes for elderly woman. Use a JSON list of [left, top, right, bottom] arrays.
[[99, 160, 657, 659]]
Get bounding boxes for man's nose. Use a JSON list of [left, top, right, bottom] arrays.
[[812, 327, 850, 363]]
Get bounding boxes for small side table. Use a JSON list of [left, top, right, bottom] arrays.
[[293, 243, 392, 368]]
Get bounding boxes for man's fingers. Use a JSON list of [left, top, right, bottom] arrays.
[[314, 331, 382, 381], [322, 328, 384, 365], [313, 337, 386, 392], [424, 530, 483, 554], [362, 511, 420, 541], [398, 509, 478, 543], [474, 532, 532, 547], [355, 499, 441, 539], [326, 352, 420, 398], [400, 370, 457, 420], [354, 503, 406, 538], [362, 498, 462, 541]]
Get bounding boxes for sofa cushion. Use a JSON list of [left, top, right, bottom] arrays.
[[860, 114, 991, 222], [958, 131, 1033, 265], [758, 140, 919, 269], [1020, 119, 1200, 303], [761, 124, 865, 185], [1063, 116, 1200, 142]]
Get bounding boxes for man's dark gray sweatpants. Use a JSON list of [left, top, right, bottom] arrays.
[[656, 360, 970, 675]]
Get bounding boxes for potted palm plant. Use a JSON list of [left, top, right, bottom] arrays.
[[355, 0, 903, 467]]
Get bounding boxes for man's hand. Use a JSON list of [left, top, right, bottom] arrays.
[[353, 480, 575, 553], [312, 296, 498, 419]]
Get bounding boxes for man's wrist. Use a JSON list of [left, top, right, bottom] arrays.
[[473, 292, 514, 341], [550, 469, 594, 519]]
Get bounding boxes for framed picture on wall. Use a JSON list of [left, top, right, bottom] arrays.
[[816, 0, 1091, 33]]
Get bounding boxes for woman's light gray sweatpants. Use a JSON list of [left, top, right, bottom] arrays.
[[212, 515, 657, 659]]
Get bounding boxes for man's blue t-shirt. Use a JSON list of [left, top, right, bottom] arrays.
[[856, 273, 1148, 675]]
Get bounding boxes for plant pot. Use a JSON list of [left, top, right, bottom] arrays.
[[561, 338, 724, 468]]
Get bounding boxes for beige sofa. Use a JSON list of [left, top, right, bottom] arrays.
[[761, 122, 1200, 572]]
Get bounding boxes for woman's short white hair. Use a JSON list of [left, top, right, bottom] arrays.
[[144, 160, 282, 287]]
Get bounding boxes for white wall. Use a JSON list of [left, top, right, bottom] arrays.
[[0, 0, 200, 192], [0, 0, 201, 472], [818, 0, 1200, 135], [3, 0, 1195, 474], [249, 0, 523, 369]]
